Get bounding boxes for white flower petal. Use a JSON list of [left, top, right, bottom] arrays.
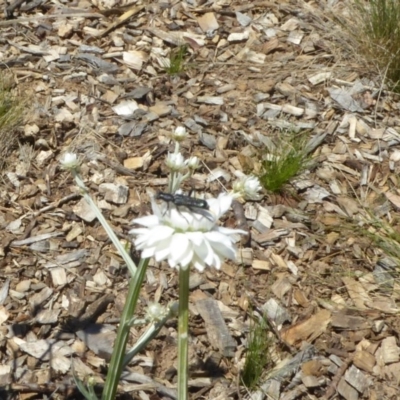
[[154, 237, 173, 261], [217, 226, 246, 236], [213, 254, 222, 269], [129, 227, 149, 236], [134, 230, 154, 247], [132, 215, 160, 228], [155, 245, 172, 261], [179, 247, 194, 267], [166, 208, 190, 230], [169, 233, 190, 264], [205, 231, 236, 260], [207, 193, 232, 218], [186, 231, 203, 246], [150, 197, 164, 219], [189, 233, 216, 267], [192, 256, 206, 272], [146, 225, 175, 246], [141, 247, 156, 259]]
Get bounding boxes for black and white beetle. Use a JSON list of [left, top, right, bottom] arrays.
[[155, 191, 213, 220]]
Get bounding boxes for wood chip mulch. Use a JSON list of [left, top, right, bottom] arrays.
[[1, 0, 400, 399]]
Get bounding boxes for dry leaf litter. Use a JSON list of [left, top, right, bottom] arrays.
[[1, 0, 400, 399]]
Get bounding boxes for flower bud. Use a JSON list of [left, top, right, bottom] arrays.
[[60, 152, 79, 171], [146, 302, 167, 322], [171, 126, 188, 142], [186, 156, 200, 170], [232, 173, 263, 200], [165, 152, 186, 172]]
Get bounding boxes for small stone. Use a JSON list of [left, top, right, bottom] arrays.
[[73, 198, 97, 223], [99, 183, 129, 204]]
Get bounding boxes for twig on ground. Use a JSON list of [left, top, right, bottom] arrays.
[[321, 355, 353, 400]]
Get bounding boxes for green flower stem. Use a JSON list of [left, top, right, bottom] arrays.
[[101, 257, 149, 400], [71, 170, 137, 276], [177, 266, 190, 400], [168, 171, 175, 193]]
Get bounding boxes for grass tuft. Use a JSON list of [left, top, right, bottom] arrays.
[[0, 72, 26, 170], [359, 211, 400, 263], [348, 0, 400, 91], [163, 45, 189, 76], [259, 130, 310, 193], [241, 313, 272, 390]]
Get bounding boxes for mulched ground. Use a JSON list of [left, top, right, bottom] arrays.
[[1, 0, 400, 399]]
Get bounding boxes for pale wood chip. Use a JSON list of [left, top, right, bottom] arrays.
[[281, 310, 331, 347], [353, 350, 376, 373], [99, 182, 129, 204], [73, 198, 97, 223], [0, 279, 10, 305], [196, 298, 236, 357], [197, 12, 219, 33], [227, 31, 249, 42], [287, 31, 304, 45], [29, 287, 53, 308], [344, 365, 371, 393], [380, 336, 400, 364], [308, 71, 332, 86], [337, 376, 359, 400], [252, 259, 271, 271], [331, 311, 371, 330], [341, 277, 371, 309], [254, 228, 289, 244], [76, 324, 116, 359], [384, 191, 400, 209], [261, 298, 291, 328]]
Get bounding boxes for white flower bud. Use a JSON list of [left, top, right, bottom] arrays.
[[171, 126, 188, 142], [232, 173, 263, 200], [186, 156, 200, 170], [165, 152, 186, 172], [146, 302, 167, 322], [60, 152, 79, 170]]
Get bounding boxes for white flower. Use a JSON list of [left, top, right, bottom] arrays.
[[60, 152, 79, 170], [186, 156, 200, 170], [232, 172, 263, 200], [130, 193, 244, 272], [165, 152, 186, 172], [171, 126, 188, 142]]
